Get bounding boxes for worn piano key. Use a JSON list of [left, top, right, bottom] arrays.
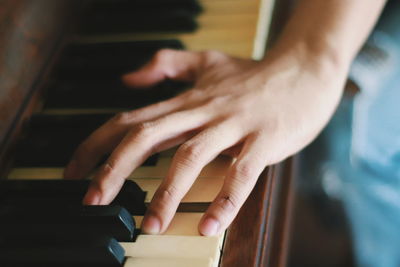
[[134, 213, 226, 249], [124, 257, 213, 267], [79, 1, 200, 35], [134, 213, 203, 236], [0, 180, 146, 215], [0, 236, 125, 267], [11, 144, 232, 178], [120, 235, 220, 263], [7, 155, 231, 204], [129, 156, 232, 179], [0, 205, 136, 242], [54, 39, 184, 80], [134, 176, 224, 204], [13, 114, 159, 167]]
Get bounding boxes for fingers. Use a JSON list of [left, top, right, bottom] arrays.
[[122, 49, 203, 88], [199, 135, 272, 236], [141, 121, 244, 234], [64, 93, 193, 180], [83, 107, 213, 206]]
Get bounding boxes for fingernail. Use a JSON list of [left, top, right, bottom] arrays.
[[142, 215, 160, 235], [200, 217, 219, 236], [64, 160, 78, 179], [83, 187, 101, 205]]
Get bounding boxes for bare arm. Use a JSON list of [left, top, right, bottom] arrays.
[[65, 0, 386, 235], [273, 0, 386, 66]]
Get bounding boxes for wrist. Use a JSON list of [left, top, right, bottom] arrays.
[[263, 38, 351, 80]]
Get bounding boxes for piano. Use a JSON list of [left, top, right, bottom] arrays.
[[0, 0, 295, 266]]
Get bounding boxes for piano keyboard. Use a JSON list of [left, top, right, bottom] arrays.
[[75, 0, 275, 59], [0, 179, 224, 266], [4, 0, 275, 266]]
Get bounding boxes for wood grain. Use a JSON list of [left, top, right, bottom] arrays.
[[0, 0, 77, 174], [220, 159, 295, 267]]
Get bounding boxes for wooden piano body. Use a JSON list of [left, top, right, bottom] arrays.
[[0, 0, 294, 266]]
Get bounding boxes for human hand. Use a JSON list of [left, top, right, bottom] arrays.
[[64, 47, 347, 236]]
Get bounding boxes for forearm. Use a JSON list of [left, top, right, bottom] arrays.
[[266, 0, 387, 71]]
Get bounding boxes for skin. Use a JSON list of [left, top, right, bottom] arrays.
[[64, 0, 387, 236]]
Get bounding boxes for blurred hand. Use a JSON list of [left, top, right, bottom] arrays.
[[64, 47, 347, 236]]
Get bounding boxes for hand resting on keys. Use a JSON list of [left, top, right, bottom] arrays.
[[63, 48, 346, 236], [64, 0, 384, 236]]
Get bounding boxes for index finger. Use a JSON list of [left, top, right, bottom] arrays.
[[83, 108, 211, 205], [64, 91, 194, 180]]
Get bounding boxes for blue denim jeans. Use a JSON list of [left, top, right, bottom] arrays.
[[345, 2, 400, 266]]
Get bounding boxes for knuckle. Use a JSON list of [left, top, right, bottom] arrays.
[[183, 88, 203, 100], [232, 162, 254, 180], [100, 161, 117, 177], [156, 184, 181, 204], [201, 50, 229, 66], [202, 50, 226, 61], [206, 95, 230, 108], [112, 112, 132, 125], [177, 142, 205, 163], [133, 121, 155, 140], [154, 49, 174, 63], [95, 161, 125, 192]]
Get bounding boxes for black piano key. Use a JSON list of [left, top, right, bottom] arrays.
[[0, 205, 136, 242], [13, 113, 107, 167], [44, 80, 188, 109], [79, 1, 201, 35], [114, 180, 147, 215], [0, 236, 125, 267], [84, 0, 203, 15], [80, 11, 198, 35], [0, 180, 147, 215], [54, 40, 185, 80], [13, 113, 160, 167]]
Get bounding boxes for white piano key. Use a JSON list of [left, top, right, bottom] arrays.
[[134, 213, 226, 249], [120, 235, 220, 262], [7, 156, 232, 180], [134, 213, 203, 236], [124, 257, 213, 267], [199, 156, 233, 178], [6, 158, 170, 180], [6, 175, 224, 204], [8, 168, 64, 180], [132, 176, 223, 203], [130, 156, 233, 179], [128, 158, 170, 179]]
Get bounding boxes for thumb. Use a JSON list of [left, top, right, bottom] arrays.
[[122, 49, 203, 88]]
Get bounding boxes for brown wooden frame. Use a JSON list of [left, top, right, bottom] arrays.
[[0, 0, 81, 175], [220, 159, 295, 267]]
